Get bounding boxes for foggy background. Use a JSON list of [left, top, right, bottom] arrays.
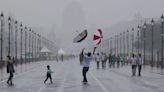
[[0, 0, 164, 53]]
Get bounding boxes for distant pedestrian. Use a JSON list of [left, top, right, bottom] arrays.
[[101, 52, 107, 69], [117, 55, 120, 68], [44, 65, 53, 84], [95, 53, 101, 69], [137, 54, 143, 76], [6, 56, 15, 86], [108, 54, 112, 68], [131, 54, 137, 76]]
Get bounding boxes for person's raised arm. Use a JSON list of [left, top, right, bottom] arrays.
[[92, 47, 97, 55], [81, 48, 85, 56]]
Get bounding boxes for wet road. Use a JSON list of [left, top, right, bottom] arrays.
[[0, 59, 164, 92]]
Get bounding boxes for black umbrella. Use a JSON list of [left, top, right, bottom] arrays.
[[73, 30, 88, 43]]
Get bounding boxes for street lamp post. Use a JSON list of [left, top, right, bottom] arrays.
[[161, 14, 164, 70], [20, 23, 23, 72], [8, 17, 11, 56], [0, 12, 4, 80], [123, 32, 126, 65], [127, 30, 129, 64], [110, 37, 112, 54], [34, 32, 37, 62], [151, 19, 154, 69], [120, 33, 122, 56], [137, 25, 140, 55], [132, 28, 134, 54], [116, 35, 119, 55], [143, 22, 147, 66], [15, 20, 18, 69], [32, 30, 34, 62], [29, 28, 31, 63], [115, 35, 117, 55], [24, 27, 27, 71]]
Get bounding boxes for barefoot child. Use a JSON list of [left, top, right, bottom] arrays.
[[44, 65, 53, 84]]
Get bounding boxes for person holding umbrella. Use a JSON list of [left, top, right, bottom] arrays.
[[81, 47, 96, 84]]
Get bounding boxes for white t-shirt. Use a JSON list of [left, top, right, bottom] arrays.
[[131, 57, 137, 65], [95, 55, 101, 62]]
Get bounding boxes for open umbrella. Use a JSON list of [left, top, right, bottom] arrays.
[[73, 30, 88, 43], [93, 29, 103, 45]]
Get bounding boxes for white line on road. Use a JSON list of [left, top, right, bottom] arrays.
[[90, 72, 109, 92], [37, 85, 45, 92]]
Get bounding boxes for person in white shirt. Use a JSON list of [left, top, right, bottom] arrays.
[[131, 54, 137, 76], [81, 47, 96, 83]]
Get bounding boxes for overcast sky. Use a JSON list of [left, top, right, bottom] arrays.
[[0, 0, 164, 52], [0, 0, 164, 28]]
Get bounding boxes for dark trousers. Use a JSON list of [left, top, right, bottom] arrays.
[[97, 62, 100, 69], [7, 72, 13, 85], [132, 65, 137, 76], [82, 67, 89, 82], [138, 65, 142, 76], [44, 74, 52, 83]]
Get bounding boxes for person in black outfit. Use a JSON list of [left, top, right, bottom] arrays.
[[6, 56, 15, 85]]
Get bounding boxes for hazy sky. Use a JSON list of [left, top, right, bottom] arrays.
[[0, 0, 164, 28], [0, 0, 164, 51]]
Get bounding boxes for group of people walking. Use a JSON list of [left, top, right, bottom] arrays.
[[131, 54, 143, 76], [80, 47, 144, 84], [95, 52, 108, 69]]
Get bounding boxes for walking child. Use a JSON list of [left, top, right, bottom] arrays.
[[44, 65, 53, 84]]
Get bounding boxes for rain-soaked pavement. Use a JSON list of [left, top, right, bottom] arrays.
[[0, 59, 164, 92]]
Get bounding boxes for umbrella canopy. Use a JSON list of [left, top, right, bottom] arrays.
[[73, 30, 88, 43], [93, 29, 103, 45]]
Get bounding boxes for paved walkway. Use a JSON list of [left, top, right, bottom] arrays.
[[0, 59, 164, 92]]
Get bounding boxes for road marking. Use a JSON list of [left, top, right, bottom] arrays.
[[37, 85, 45, 92], [90, 72, 109, 92]]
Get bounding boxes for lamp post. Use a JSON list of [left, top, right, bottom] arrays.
[[143, 22, 147, 66], [127, 30, 129, 64], [32, 30, 34, 62], [24, 26, 27, 71], [116, 35, 119, 55], [15, 20, 18, 67], [110, 37, 112, 54], [132, 28, 134, 54], [29, 28, 31, 63], [0, 12, 4, 80], [20, 23, 23, 72], [115, 35, 117, 55], [137, 25, 140, 55], [8, 17, 11, 56], [123, 32, 125, 65], [151, 19, 154, 69], [161, 14, 164, 69], [120, 33, 122, 56], [34, 32, 37, 62]]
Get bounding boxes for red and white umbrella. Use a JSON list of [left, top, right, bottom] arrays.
[[93, 29, 103, 45]]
